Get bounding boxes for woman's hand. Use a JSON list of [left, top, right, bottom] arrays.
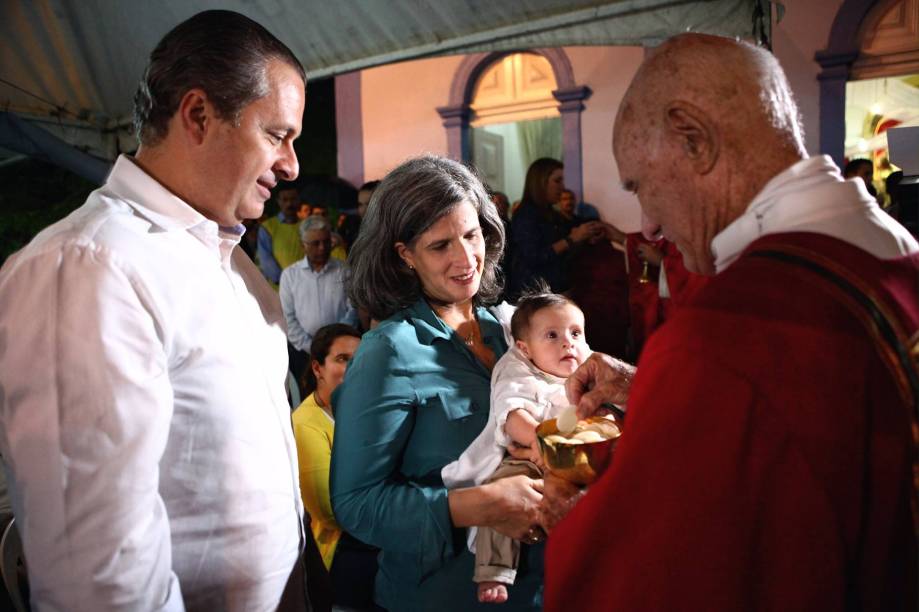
[[569, 221, 601, 244], [481, 475, 544, 540], [566, 352, 635, 418], [539, 472, 586, 533]]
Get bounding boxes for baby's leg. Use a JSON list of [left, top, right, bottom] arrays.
[[475, 526, 518, 603], [473, 458, 542, 603]]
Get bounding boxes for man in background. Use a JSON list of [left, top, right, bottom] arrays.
[[259, 181, 306, 286], [280, 215, 358, 389], [0, 10, 310, 611]]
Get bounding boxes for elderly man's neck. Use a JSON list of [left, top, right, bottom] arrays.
[[308, 258, 328, 273]]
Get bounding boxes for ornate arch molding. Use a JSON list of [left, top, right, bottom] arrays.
[[814, 0, 879, 165], [437, 48, 591, 199]]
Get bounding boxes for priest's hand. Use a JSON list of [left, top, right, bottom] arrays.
[[539, 472, 586, 533], [566, 352, 635, 419]]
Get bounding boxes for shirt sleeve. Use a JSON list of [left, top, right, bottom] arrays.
[[257, 225, 282, 284], [0, 244, 182, 611], [329, 334, 458, 577], [491, 356, 544, 448], [279, 268, 310, 352], [293, 419, 337, 530]]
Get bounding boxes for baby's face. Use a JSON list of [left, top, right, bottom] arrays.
[[516, 303, 589, 378]]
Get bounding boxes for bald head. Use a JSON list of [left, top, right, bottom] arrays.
[[616, 34, 804, 159], [613, 34, 806, 275]]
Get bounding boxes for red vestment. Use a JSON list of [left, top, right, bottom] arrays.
[[570, 240, 630, 359], [660, 240, 708, 319], [546, 232, 918, 611]]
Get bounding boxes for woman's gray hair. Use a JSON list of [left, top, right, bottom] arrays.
[[299, 215, 331, 241], [347, 155, 505, 321]]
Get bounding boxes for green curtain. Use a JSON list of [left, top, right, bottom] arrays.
[[517, 117, 562, 167]]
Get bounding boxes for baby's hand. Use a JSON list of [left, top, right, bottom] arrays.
[[529, 439, 545, 469]]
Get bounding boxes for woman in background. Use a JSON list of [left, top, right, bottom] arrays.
[[292, 323, 378, 610], [506, 158, 602, 298]]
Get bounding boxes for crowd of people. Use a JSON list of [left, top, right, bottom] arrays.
[[0, 8, 916, 612]]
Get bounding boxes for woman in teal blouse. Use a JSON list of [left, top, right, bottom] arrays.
[[331, 156, 545, 611]]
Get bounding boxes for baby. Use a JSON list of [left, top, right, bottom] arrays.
[[442, 289, 591, 604]]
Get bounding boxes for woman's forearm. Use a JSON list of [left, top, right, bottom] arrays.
[[448, 476, 544, 540], [448, 484, 496, 529]]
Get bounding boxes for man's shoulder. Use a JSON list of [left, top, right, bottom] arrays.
[[654, 239, 886, 367], [261, 215, 283, 232], [325, 258, 348, 275], [2, 190, 160, 277]]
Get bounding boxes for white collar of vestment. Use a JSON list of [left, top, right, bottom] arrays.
[[711, 155, 873, 272]]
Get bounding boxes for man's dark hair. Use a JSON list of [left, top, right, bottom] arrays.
[[359, 180, 381, 193], [133, 10, 305, 146], [510, 284, 579, 341], [305, 324, 362, 394], [843, 158, 873, 178]]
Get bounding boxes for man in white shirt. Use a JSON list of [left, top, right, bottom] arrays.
[[280, 216, 358, 367], [0, 10, 309, 611]]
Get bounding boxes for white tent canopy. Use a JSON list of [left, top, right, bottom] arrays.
[[1, 0, 764, 165]]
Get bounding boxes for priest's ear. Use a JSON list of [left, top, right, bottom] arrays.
[[665, 101, 719, 175]]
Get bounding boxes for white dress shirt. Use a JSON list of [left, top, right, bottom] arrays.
[[0, 156, 303, 611], [712, 155, 918, 271], [279, 257, 358, 352]]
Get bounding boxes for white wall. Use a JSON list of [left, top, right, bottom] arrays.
[[359, 46, 647, 230], [564, 45, 645, 232], [771, 0, 845, 157], [360, 55, 464, 181]]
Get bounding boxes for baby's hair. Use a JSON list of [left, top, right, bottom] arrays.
[[510, 283, 580, 341]]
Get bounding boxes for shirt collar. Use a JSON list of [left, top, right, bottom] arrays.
[[104, 155, 209, 232], [711, 155, 858, 272], [511, 346, 568, 385], [407, 298, 503, 348], [103, 155, 244, 256], [296, 257, 340, 275]]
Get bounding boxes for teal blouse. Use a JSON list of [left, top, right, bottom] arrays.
[[330, 299, 544, 611]]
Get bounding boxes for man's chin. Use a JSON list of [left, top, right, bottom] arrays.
[[238, 201, 266, 223]]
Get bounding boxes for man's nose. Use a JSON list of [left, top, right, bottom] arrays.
[[275, 141, 299, 181], [641, 211, 662, 241]]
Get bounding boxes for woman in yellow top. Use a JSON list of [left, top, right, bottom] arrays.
[[292, 323, 361, 568]]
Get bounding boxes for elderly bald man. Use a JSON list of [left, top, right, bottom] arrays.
[[542, 34, 918, 610]]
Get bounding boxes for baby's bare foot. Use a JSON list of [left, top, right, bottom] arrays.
[[477, 581, 509, 604]]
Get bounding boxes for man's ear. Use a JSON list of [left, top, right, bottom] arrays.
[[176, 88, 213, 146], [665, 101, 718, 175]]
